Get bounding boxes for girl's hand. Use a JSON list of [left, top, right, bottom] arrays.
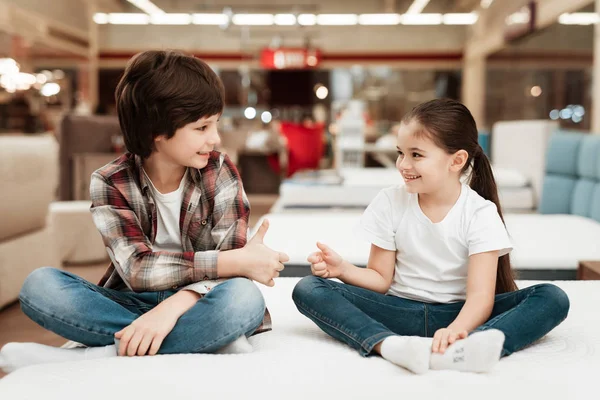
[[307, 242, 345, 279], [431, 328, 468, 354]]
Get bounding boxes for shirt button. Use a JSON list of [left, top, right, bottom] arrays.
[[172, 285, 178, 290], [201, 219, 207, 226]]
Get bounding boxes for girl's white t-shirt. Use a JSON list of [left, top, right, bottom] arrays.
[[359, 183, 512, 304]]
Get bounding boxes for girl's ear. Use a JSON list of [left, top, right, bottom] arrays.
[[450, 149, 469, 172]]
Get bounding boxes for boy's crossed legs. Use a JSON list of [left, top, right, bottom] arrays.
[[0, 268, 264, 373]]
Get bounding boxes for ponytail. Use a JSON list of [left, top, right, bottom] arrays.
[[402, 99, 517, 294], [470, 147, 517, 294]]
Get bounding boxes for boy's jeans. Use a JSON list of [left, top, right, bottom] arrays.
[[19, 267, 265, 354]]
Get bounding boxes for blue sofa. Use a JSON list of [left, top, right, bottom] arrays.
[[504, 130, 600, 279]]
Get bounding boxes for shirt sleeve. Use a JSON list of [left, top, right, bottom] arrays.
[[467, 202, 513, 257], [90, 172, 216, 292], [358, 190, 396, 251]]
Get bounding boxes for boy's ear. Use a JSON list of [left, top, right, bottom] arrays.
[[450, 149, 469, 172]]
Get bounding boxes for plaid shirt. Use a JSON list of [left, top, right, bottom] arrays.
[[90, 151, 271, 333]]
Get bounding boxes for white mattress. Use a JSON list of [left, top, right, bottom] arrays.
[[505, 214, 600, 270], [1, 278, 598, 400], [260, 213, 369, 266], [278, 168, 534, 211], [278, 168, 400, 209], [256, 212, 600, 271]]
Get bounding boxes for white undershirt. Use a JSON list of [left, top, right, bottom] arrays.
[[143, 169, 187, 252]]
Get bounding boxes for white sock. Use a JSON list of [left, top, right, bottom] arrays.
[[429, 329, 505, 373], [0, 342, 117, 373], [215, 335, 253, 355], [379, 335, 431, 374]]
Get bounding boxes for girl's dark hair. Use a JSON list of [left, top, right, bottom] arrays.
[[115, 50, 225, 158], [402, 98, 517, 294]]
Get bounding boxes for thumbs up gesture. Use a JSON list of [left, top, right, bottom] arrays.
[[242, 219, 290, 287], [307, 242, 345, 279]]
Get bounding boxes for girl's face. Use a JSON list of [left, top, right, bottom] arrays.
[[396, 119, 465, 194]]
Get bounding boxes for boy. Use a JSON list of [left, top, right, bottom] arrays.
[[0, 50, 288, 373]]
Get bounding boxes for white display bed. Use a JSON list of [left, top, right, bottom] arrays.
[[275, 168, 535, 212], [256, 212, 600, 280], [0, 278, 596, 400]]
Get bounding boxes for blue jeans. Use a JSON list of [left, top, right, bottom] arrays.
[[19, 267, 266, 354], [292, 276, 570, 357]]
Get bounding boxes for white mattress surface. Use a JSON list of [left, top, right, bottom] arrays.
[[340, 167, 529, 188], [338, 167, 402, 186], [280, 168, 533, 210], [505, 214, 600, 269], [278, 184, 534, 211], [279, 185, 385, 208], [260, 213, 369, 265], [0, 278, 597, 400], [256, 212, 600, 270]]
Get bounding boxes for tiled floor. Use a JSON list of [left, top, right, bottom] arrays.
[[0, 194, 277, 379]]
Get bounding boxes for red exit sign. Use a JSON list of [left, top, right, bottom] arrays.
[[260, 48, 321, 69]]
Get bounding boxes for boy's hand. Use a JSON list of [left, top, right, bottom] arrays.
[[242, 219, 289, 287], [115, 306, 179, 357], [307, 242, 345, 279]]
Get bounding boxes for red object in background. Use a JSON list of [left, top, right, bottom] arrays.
[[260, 48, 321, 69], [268, 121, 325, 177]]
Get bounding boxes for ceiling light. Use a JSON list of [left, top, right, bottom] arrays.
[[401, 13, 442, 25], [232, 14, 274, 26], [358, 14, 401, 25], [317, 14, 358, 25]]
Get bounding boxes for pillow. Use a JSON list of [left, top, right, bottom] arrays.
[[492, 166, 530, 188]]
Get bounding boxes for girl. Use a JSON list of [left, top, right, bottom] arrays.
[[292, 98, 569, 374]]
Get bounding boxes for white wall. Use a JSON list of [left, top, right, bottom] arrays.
[[99, 24, 467, 53], [99, 22, 593, 54], [513, 24, 593, 51]]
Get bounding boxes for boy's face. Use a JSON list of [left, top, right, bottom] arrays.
[[154, 114, 221, 169]]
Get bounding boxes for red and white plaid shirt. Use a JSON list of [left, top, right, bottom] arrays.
[[90, 151, 270, 333]]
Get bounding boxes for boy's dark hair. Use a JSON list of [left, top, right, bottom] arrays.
[[115, 50, 224, 158], [402, 98, 517, 295]]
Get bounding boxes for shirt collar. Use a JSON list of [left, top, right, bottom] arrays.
[[134, 154, 202, 195]]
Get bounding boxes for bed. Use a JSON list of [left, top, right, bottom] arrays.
[[274, 167, 535, 213], [0, 278, 597, 400], [254, 212, 600, 279]]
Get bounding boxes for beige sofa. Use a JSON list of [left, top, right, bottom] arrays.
[[0, 134, 61, 309], [57, 114, 120, 201]]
